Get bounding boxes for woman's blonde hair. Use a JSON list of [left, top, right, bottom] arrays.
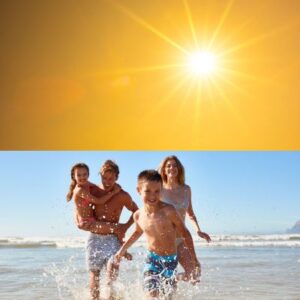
[[158, 155, 185, 185]]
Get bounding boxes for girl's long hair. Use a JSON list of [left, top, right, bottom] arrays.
[[66, 163, 89, 202], [158, 155, 185, 185]]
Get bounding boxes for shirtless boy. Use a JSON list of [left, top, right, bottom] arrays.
[[81, 160, 138, 300], [114, 170, 200, 299]]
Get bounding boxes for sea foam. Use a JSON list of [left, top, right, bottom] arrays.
[[1, 234, 300, 249]]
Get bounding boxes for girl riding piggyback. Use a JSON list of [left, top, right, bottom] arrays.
[[66, 163, 120, 233]]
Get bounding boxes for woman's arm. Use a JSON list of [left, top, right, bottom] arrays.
[[186, 187, 211, 243]]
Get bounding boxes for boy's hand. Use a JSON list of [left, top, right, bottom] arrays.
[[176, 272, 189, 282], [195, 258, 201, 268], [108, 254, 121, 270], [189, 259, 201, 285], [178, 261, 201, 285], [197, 231, 211, 243], [124, 251, 132, 261], [190, 267, 201, 285], [114, 252, 122, 264]]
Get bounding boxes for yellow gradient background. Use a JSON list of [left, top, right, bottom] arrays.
[[0, 0, 299, 149]]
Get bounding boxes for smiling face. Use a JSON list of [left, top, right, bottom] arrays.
[[164, 159, 179, 180], [101, 170, 117, 191], [159, 156, 185, 185], [137, 180, 162, 207], [73, 167, 89, 186]]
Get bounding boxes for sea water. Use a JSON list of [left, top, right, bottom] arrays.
[[0, 235, 300, 300]]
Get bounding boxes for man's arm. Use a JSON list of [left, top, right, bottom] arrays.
[[122, 193, 139, 231], [112, 193, 139, 242], [186, 187, 211, 243]]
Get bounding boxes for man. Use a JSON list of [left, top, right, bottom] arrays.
[[78, 160, 138, 300]]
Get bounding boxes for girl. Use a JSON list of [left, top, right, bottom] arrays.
[[158, 156, 211, 282], [66, 163, 123, 237]]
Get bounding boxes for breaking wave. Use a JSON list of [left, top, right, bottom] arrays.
[[1, 234, 300, 249]]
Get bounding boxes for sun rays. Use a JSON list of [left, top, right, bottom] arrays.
[[108, 0, 189, 55], [98, 0, 298, 127]]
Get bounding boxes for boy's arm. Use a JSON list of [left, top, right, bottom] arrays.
[[186, 187, 211, 243], [74, 184, 120, 205], [115, 212, 143, 262], [115, 228, 143, 261], [167, 207, 199, 267]]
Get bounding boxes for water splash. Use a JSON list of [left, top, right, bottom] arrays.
[[40, 250, 207, 299], [43, 254, 89, 300]]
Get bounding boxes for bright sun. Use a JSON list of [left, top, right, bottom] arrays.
[[187, 51, 217, 76]]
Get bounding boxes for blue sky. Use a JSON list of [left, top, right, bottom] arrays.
[[0, 151, 299, 237]]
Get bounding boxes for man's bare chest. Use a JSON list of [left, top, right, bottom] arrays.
[[94, 201, 124, 220]]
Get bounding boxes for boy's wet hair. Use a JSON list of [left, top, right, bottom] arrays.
[[100, 160, 119, 179], [137, 169, 162, 185]]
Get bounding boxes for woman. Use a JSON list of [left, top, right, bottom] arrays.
[[158, 155, 211, 281]]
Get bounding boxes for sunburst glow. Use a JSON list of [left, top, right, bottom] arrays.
[[90, 0, 297, 150], [187, 51, 217, 76]]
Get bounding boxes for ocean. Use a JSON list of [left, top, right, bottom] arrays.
[[1, 234, 300, 300]]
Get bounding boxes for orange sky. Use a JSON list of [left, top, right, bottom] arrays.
[[0, 0, 299, 149]]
